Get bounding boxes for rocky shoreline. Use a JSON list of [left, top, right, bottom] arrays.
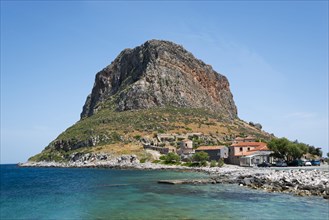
[[19, 153, 329, 200]]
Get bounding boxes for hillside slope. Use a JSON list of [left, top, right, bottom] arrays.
[[30, 107, 271, 162], [29, 40, 272, 162]]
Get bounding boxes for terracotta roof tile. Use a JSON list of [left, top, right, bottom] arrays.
[[250, 145, 269, 151]]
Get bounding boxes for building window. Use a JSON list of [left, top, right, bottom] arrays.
[[247, 147, 250, 151], [240, 147, 243, 152]]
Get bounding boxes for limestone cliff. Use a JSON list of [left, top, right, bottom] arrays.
[[81, 40, 237, 119], [29, 40, 273, 163]]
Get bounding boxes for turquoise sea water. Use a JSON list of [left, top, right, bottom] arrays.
[[1, 164, 328, 220]]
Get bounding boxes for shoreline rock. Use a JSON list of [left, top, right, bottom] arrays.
[[18, 154, 329, 200]]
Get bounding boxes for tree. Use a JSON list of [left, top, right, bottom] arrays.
[[288, 143, 308, 160], [327, 152, 329, 158], [192, 151, 209, 166], [287, 143, 300, 160], [306, 145, 322, 157], [163, 152, 180, 164], [268, 138, 290, 161], [315, 148, 323, 157], [308, 146, 316, 155], [297, 143, 309, 157], [268, 138, 308, 161]]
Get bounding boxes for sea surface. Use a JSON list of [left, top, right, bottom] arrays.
[[1, 164, 328, 220]]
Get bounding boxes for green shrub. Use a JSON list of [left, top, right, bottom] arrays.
[[218, 158, 224, 167], [192, 151, 209, 162], [161, 152, 181, 164], [110, 131, 121, 142], [134, 135, 142, 140], [182, 162, 199, 167], [210, 160, 217, 167]]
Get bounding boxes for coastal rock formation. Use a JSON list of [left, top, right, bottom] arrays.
[[81, 40, 237, 119], [27, 39, 272, 162], [21, 153, 140, 168], [20, 156, 329, 199], [215, 168, 329, 199]]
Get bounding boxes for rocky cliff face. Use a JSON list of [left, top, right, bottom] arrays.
[[81, 40, 237, 119], [27, 40, 275, 163]]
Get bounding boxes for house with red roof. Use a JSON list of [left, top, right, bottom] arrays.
[[228, 141, 273, 166]]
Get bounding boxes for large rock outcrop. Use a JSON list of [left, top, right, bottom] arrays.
[[81, 40, 237, 119]]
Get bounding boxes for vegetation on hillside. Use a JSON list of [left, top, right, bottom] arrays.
[[29, 107, 272, 162]]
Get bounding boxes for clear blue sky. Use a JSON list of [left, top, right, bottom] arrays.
[[1, 1, 328, 163]]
